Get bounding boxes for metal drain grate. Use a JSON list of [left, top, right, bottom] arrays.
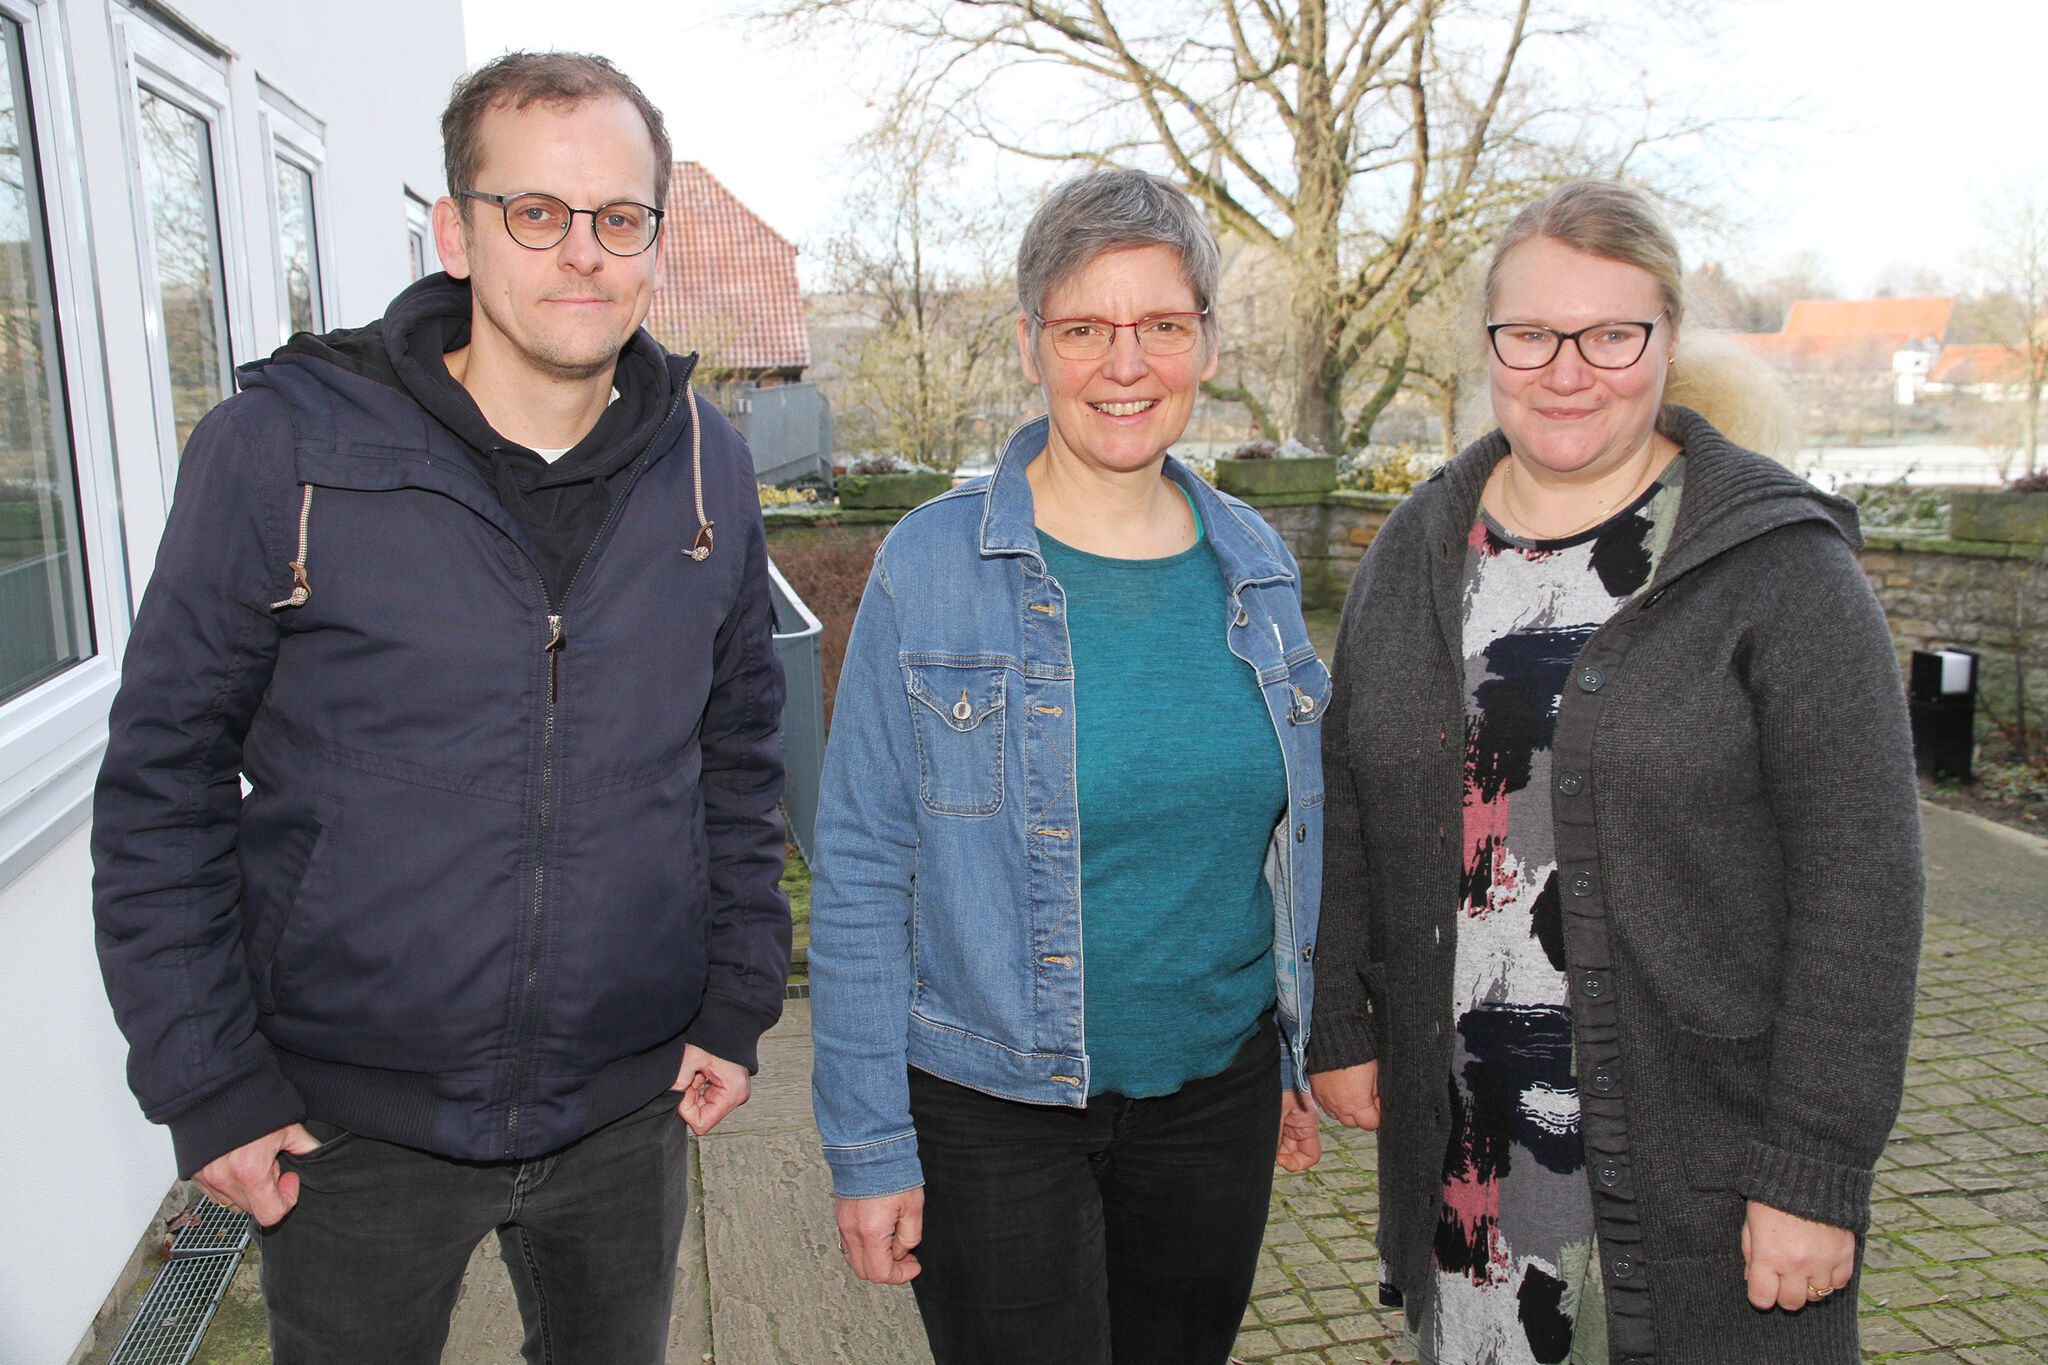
[[106, 1203, 253, 1365], [168, 1201, 251, 1257]]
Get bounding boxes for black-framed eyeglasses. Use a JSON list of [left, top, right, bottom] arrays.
[[1485, 311, 1666, 370], [459, 190, 664, 257], [1034, 309, 1208, 361]]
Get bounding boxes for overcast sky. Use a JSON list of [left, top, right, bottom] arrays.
[[460, 0, 2041, 302]]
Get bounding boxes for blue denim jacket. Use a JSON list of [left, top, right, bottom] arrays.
[[809, 418, 1326, 1199]]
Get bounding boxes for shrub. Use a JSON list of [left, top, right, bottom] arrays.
[[1339, 444, 1428, 495], [758, 483, 817, 508]]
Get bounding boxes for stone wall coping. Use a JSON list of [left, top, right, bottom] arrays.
[[1862, 531, 2048, 561]]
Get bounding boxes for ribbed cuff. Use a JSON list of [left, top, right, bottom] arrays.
[[1304, 1014, 1377, 1075], [1738, 1141, 1876, 1233], [683, 992, 779, 1074], [822, 1130, 923, 1200], [161, 1061, 307, 1179]]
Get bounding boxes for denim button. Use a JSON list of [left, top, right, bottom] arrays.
[[951, 693, 972, 722], [1556, 769, 1584, 796], [1577, 666, 1605, 693], [1234, 607, 1250, 627], [1569, 870, 1595, 898], [1300, 944, 1314, 962], [1296, 824, 1307, 842]]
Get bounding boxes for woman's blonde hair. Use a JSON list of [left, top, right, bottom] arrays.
[[1482, 180, 1796, 458]]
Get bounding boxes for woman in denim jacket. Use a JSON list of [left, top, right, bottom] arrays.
[[810, 169, 1328, 1365]]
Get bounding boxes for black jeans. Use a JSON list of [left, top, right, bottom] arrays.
[[907, 1011, 1282, 1365], [257, 1091, 690, 1365]]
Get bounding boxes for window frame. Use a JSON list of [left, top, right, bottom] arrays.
[[260, 85, 333, 345], [0, 0, 136, 888], [112, 9, 251, 493], [405, 187, 435, 281]]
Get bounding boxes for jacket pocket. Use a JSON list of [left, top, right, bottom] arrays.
[[238, 791, 339, 1014], [1663, 1021, 1772, 1192], [903, 662, 1007, 816]]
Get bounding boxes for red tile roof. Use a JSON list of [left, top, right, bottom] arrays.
[[645, 162, 809, 374], [1737, 331, 1904, 372], [1929, 344, 2028, 386], [1782, 296, 1953, 339]]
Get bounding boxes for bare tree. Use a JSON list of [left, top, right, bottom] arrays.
[[764, 0, 1732, 454], [1967, 180, 2048, 476], [812, 106, 1027, 471]]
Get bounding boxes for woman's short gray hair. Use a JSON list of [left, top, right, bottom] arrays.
[[1016, 170, 1221, 331]]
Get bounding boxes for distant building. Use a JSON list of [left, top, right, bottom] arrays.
[[1738, 295, 2035, 408], [647, 161, 810, 384], [1925, 343, 2032, 403]]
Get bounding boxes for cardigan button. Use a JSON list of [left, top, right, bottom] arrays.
[[1569, 870, 1596, 898], [1581, 970, 1608, 999], [1610, 1254, 1636, 1280], [1588, 1067, 1617, 1094], [1577, 666, 1605, 693], [1598, 1162, 1622, 1188], [1556, 769, 1584, 796]]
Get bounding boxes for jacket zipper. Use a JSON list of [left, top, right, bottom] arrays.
[[502, 378, 692, 1157]]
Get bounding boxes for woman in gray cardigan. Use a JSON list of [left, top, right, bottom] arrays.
[[1308, 180, 1923, 1365]]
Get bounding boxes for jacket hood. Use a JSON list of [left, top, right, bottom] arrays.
[[244, 272, 701, 608], [259, 272, 685, 485], [1426, 404, 1859, 589]]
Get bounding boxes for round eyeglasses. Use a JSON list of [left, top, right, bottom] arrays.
[[459, 190, 664, 257], [1035, 310, 1208, 361], [1486, 312, 1665, 370]]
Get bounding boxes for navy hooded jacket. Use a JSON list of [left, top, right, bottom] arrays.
[[92, 276, 790, 1177]]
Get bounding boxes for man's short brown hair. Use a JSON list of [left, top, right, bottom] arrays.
[[443, 51, 673, 212]]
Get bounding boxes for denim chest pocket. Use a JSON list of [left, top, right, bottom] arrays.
[[903, 662, 1007, 816]]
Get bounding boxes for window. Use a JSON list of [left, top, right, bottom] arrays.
[[118, 16, 244, 469], [264, 89, 329, 343], [0, 16, 88, 706], [0, 0, 125, 887], [275, 159, 319, 334], [406, 189, 435, 280]]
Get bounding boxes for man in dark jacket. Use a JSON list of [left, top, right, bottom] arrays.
[[92, 53, 789, 1362]]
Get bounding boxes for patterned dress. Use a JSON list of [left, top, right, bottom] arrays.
[[1413, 460, 1683, 1365]]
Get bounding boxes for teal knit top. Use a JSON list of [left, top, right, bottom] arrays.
[[1038, 518, 1286, 1098]]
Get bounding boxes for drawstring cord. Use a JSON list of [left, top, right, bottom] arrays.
[[686, 385, 715, 561], [270, 484, 313, 609]]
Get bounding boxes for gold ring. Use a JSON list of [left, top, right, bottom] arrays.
[[1808, 1283, 1833, 1297]]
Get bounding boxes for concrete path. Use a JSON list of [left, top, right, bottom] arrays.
[[177, 800, 2045, 1363]]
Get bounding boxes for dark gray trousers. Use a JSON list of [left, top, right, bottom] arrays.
[[257, 1091, 690, 1365]]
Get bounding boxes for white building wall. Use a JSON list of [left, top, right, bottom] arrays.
[[0, 3, 464, 1361]]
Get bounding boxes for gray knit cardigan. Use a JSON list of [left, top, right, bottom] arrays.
[[1308, 407, 1924, 1364]]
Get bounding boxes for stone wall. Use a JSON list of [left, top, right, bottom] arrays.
[[1240, 491, 1402, 611], [764, 496, 2048, 747], [1860, 535, 2048, 736]]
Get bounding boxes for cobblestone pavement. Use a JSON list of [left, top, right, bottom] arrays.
[[1232, 901, 2048, 1364]]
